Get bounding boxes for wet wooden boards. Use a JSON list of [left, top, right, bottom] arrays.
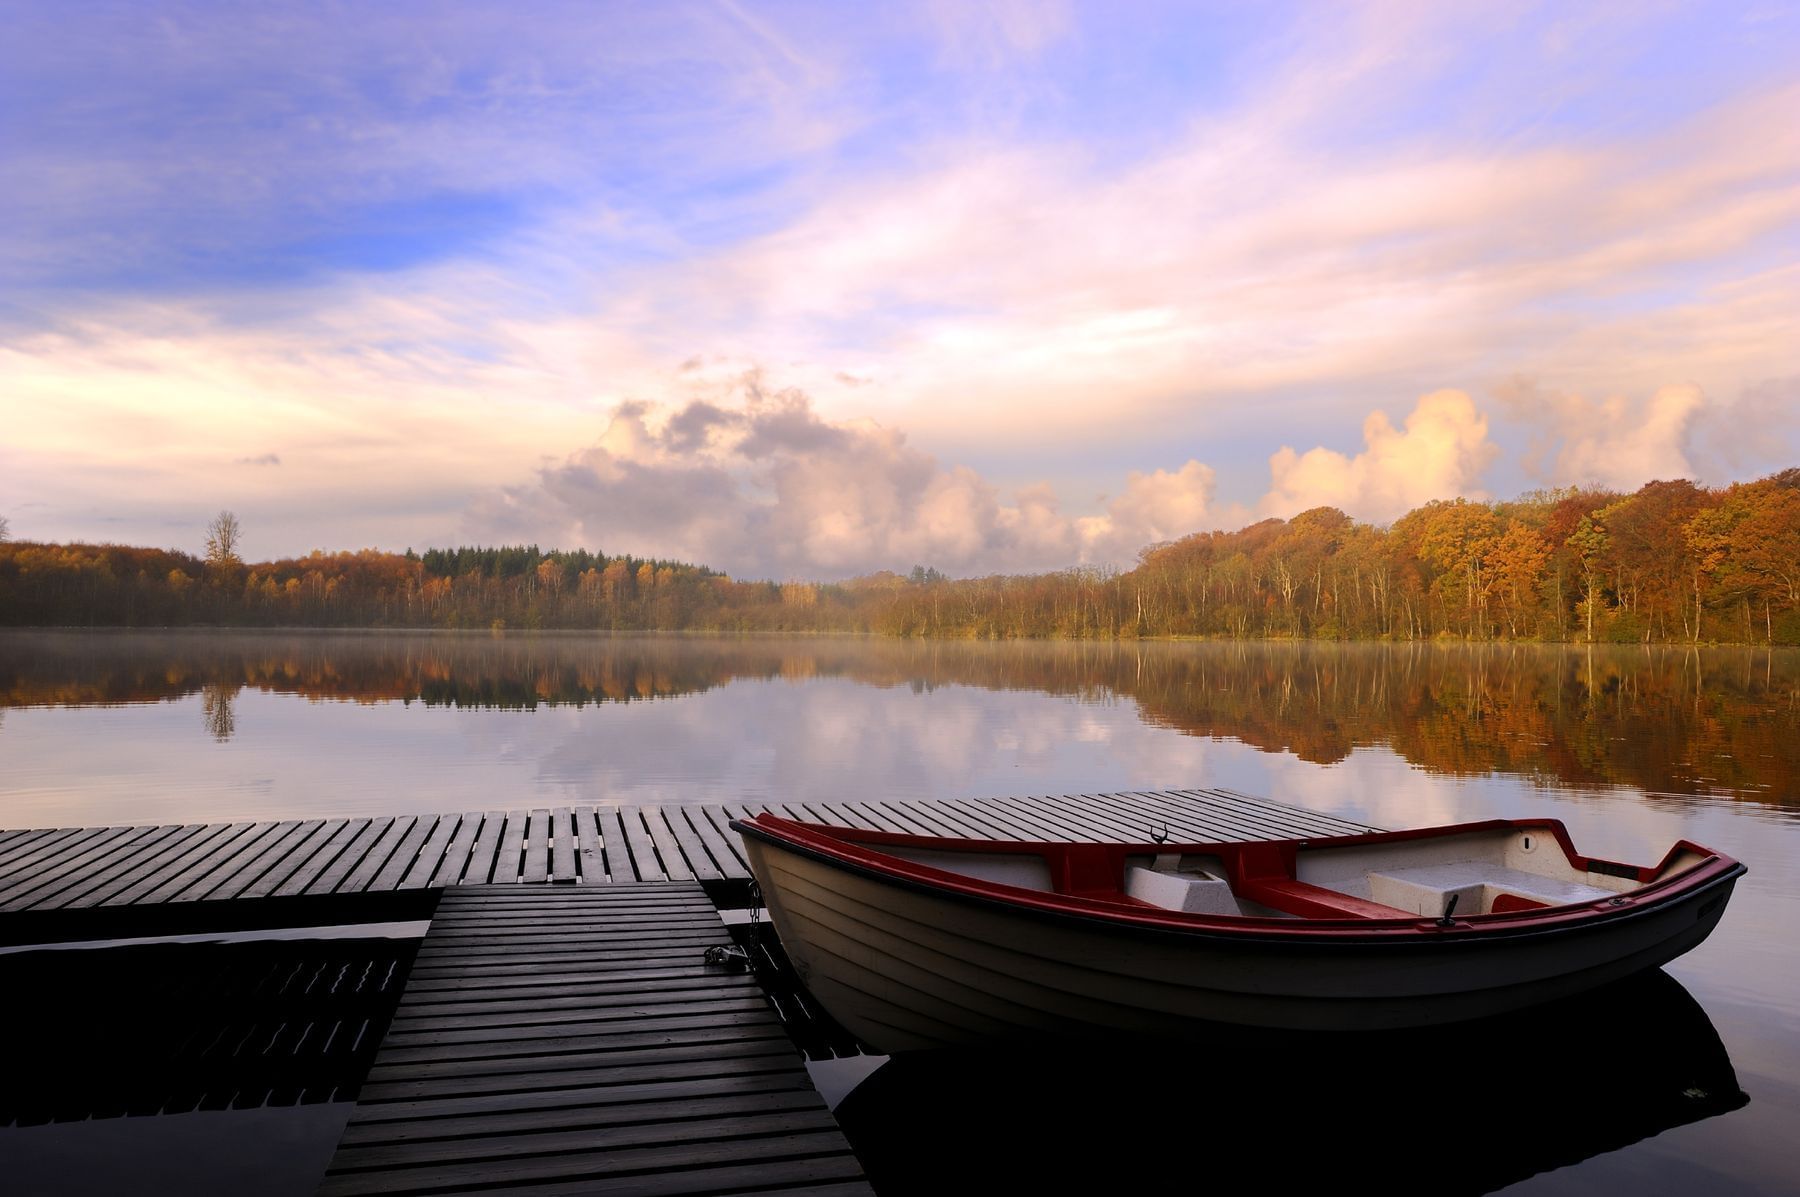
[[317, 882, 869, 1196], [0, 790, 1379, 910]]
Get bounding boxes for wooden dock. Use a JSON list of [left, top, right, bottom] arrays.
[[318, 882, 870, 1196], [0, 790, 1381, 1194], [0, 789, 1376, 916]]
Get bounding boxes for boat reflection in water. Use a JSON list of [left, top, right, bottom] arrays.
[[829, 969, 1745, 1195]]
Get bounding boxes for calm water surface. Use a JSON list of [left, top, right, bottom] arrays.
[[1, 630, 1796, 1193]]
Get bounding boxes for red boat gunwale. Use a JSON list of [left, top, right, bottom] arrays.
[[732, 813, 1745, 944]]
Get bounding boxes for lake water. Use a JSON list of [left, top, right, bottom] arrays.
[[1, 629, 1796, 1193]]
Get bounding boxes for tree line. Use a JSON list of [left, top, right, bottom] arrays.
[[0, 469, 1795, 642]]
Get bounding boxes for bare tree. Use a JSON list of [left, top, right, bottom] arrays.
[[205, 510, 243, 574], [0, 513, 9, 542]]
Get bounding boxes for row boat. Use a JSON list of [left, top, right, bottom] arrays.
[[732, 813, 1744, 1052]]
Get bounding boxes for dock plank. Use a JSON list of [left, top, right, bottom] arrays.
[[134, 821, 286, 905], [303, 816, 396, 896], [244, 818, 349, 899], [55, 823, 216, 909], [616, 806, 668, 883], [0, 825, 112, 885], [1078, 790, 1248, 841], [1194, 786, 1377, 834], [339, 815, 422, 894], [456, 811, 507, 887], [550, 807, 576, 884], [0, 828, 71, 876], [0, 825, 140, 895], [595, 807, 643, 883], [688, 805, 752, 879], [0, 789, 1377, 911], [653, 806, 720, 882], [891, 799, 991, 839], [637, 806, 694, 882], [73, 822, 240, 908], [399, 814, 463, 890], [989, 794, 1121, 841], [936, 797, 1042, 839], [586, 806, 630, 882], [294, 817, 389, 897], [426, 813, 484, 888], [490, 812, 526, 885], [203, 818, 329, 901], [521, 808, 551, 884], [319, 882, 868, 1195], [367, 815, 440, 893], [572, 807, 608, 883], [878, 801, 962, 837], [0, 823, 171, 911], [173, 819, 310, 902]]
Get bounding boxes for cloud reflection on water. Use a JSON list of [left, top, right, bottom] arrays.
[[2, 631, 1796, 828]]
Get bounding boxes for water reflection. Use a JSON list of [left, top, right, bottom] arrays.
[[2, 631, 1795, 805], [833, 970, 1746, 1195], [201, 683, 235, 742]]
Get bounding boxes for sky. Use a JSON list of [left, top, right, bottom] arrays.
[[2, 0, 1797, 579]]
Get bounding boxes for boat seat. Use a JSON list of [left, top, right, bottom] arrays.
[[1124, 866, 1243, 916], [1233, 877, 1414, 920], [1367, 862, 1616, 917]]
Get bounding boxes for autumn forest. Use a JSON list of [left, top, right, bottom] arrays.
[[2, 470, 1797, 643]]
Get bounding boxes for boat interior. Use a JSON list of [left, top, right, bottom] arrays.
[[874, 823, 1712, 921]]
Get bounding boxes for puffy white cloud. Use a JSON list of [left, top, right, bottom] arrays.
[[466, 374, 1217, 578], [1080, 462, 1220, 559], [1510, 383, 1706, 490], [1260, 390, 1497, 522]]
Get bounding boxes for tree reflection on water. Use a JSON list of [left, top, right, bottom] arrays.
[[201, 682, 235, 742], [1, 630, 1795, 805]]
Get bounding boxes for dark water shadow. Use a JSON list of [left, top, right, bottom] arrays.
[[832, 969, 1746, 1195], [0, 934, 418, 1196]]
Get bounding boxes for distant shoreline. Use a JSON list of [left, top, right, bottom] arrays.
[[3, 624, 1795, 650], [6, 471, 1798, 645]]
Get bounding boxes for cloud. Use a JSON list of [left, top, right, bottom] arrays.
[[1260, 390, 1497, 522], [1507, 383, 1706, 491], [643, 61, 1800, 456], [4, 5, 1796, 556], [1090, 463, 1220, 551], [466, 374, 1216, 578], [1699, 374, 1800, 475], [923, 0, 1074, 70], [235, 453, 282, 466]]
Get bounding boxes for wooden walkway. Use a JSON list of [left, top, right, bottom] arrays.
[[318, 882, 870, 1197], [0, 790, 1378, 914]]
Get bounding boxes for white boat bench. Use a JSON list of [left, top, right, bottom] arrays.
[[1125, 865, 1245, 916], [1368, 862, 1615, 917]]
